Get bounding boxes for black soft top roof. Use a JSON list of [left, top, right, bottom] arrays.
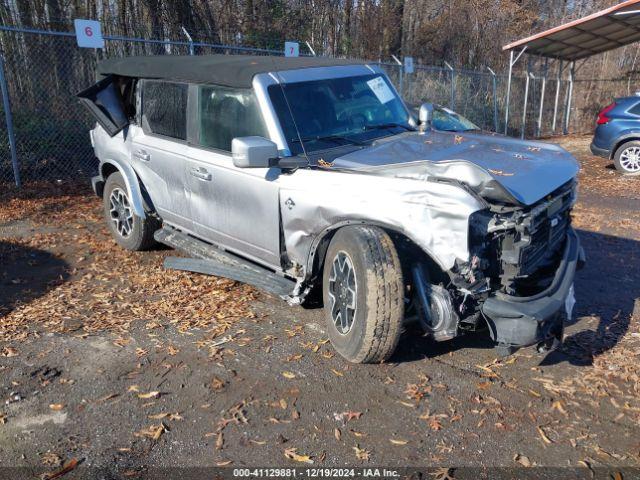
[[97, 55, 366, 88]]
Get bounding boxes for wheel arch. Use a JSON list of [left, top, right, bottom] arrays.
[[100, 158, 147, 219], [612, 134, 640, 159], [305, 220, 448, 288]]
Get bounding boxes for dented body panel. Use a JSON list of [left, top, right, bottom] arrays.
[[278, 167, 485, 274]]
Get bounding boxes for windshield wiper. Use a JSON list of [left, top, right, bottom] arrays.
[[363, 123, 415, 132], [291, 135, 365, 146]]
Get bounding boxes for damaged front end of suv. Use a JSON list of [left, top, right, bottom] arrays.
[[287, 128, 586, 355], [453, 179, 583, 352]]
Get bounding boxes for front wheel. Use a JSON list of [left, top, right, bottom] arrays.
[[103, 172, 159, 251], [613, 141, 640, 175], [322, 226, 404, 363]]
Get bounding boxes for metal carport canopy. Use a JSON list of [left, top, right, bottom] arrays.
[[503, 0, 640, 60], [500, 0, 640, 138]]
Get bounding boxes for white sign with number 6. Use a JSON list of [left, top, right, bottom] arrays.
[[74, 19, 104, 49], [284, 41, 299, 57]]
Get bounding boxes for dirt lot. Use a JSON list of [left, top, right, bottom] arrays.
[[1, 135, 639, 478]]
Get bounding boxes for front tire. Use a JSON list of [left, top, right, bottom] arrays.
[[103, 172, 159, 251], [613, 141, 640, 175], [322, 226, 404, 363]]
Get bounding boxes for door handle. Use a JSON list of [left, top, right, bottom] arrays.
[[133, 149, 150, 162], [190, 166, 212, 181]]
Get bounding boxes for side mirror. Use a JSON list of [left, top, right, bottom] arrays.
[[232, 136, 278, 168], [419, 103, 434, 127]]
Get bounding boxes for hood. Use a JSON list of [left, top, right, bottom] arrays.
[[331, 130, 579, 206]]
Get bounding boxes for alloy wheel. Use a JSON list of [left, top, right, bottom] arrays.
[[109, 188, 134, 237], [328, 251, 357, 335], [620, 146, 640, 173]]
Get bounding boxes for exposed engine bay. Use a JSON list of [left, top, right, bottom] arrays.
[[409, 180, 577, 344]]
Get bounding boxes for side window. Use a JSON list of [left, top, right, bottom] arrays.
[[629, 101, 640, 116], [198, 85, 269, 152], [142, 80, 188, 140]]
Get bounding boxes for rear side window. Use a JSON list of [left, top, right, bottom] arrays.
[[198, 85, 268, 151], [142, 81, 188, 140], [629, 101, 640, 115]]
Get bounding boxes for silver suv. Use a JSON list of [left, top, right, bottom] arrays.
[[79, 55, 584, 363]]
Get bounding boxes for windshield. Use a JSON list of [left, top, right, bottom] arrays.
[[432, 106, 480, 132], [268, 74, 412, 155]]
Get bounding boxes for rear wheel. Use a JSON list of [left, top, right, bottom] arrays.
[[103, 172, 159, 251], [613, 141, 640, 175], [322, 226, 404, 363]]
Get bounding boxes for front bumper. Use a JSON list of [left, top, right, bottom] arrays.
[[590, 142, 610, 159], [481, 228, 584, 347]]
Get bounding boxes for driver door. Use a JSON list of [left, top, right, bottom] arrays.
[[186, 84, 282, 268]]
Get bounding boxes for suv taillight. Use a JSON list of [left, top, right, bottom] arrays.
[[597, 102, 616, 124]]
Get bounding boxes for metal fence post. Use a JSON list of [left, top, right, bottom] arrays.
[[391, 55, 403, 98], [487, 66, 498, 132], [444, 61, 455, 109], [0, 53, 20, 187], [181, 27, 194, 55]]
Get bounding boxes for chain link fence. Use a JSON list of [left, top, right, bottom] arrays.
[[0, 25, 632, 188]]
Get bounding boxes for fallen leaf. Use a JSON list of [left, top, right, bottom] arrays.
[[210, 377, 226, 390], [331, 369, 344, 377], [430, 467, 455, 480], [216, 432, 224, 450], [514, 453, 532, 467], [216, 460, 233, 466], [49, 404, 64, 411], [353, 444, 371, 461], [334, 428, 341, 441], [0, 347, 18, 357], [282, 372, 296, 379], [390, 439, 408, 445], [137, 391, 160, 399], [42, 458, 80, 480], [148, 412, 182, 421], [134, 424, 166, 441], [537, 426, 553, 444], [284, 447, 313, 464]]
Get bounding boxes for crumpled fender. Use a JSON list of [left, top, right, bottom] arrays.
[[278, 169, 485, 277]]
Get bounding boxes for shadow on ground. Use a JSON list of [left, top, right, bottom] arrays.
[[0, 240, 70, 317]]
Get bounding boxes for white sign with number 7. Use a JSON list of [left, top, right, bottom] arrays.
[[284, 41, 299, 57]]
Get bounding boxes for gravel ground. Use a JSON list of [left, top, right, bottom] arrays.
[[0, 135, 639, 478]]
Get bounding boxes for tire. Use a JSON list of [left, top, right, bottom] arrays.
[[103, 172, 159, 251], [613, 140, 640, 175], [322, 226, 404, 363]]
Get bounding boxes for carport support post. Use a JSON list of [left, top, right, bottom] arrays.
[[563, 61, 575, 135], [521, 72, 532, 139], [0, 54, 20, 188], [552, 60, 563, 133], [537, 58, 548, 138]]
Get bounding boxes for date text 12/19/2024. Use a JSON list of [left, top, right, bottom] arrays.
[[233, 468, 401, 478]]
